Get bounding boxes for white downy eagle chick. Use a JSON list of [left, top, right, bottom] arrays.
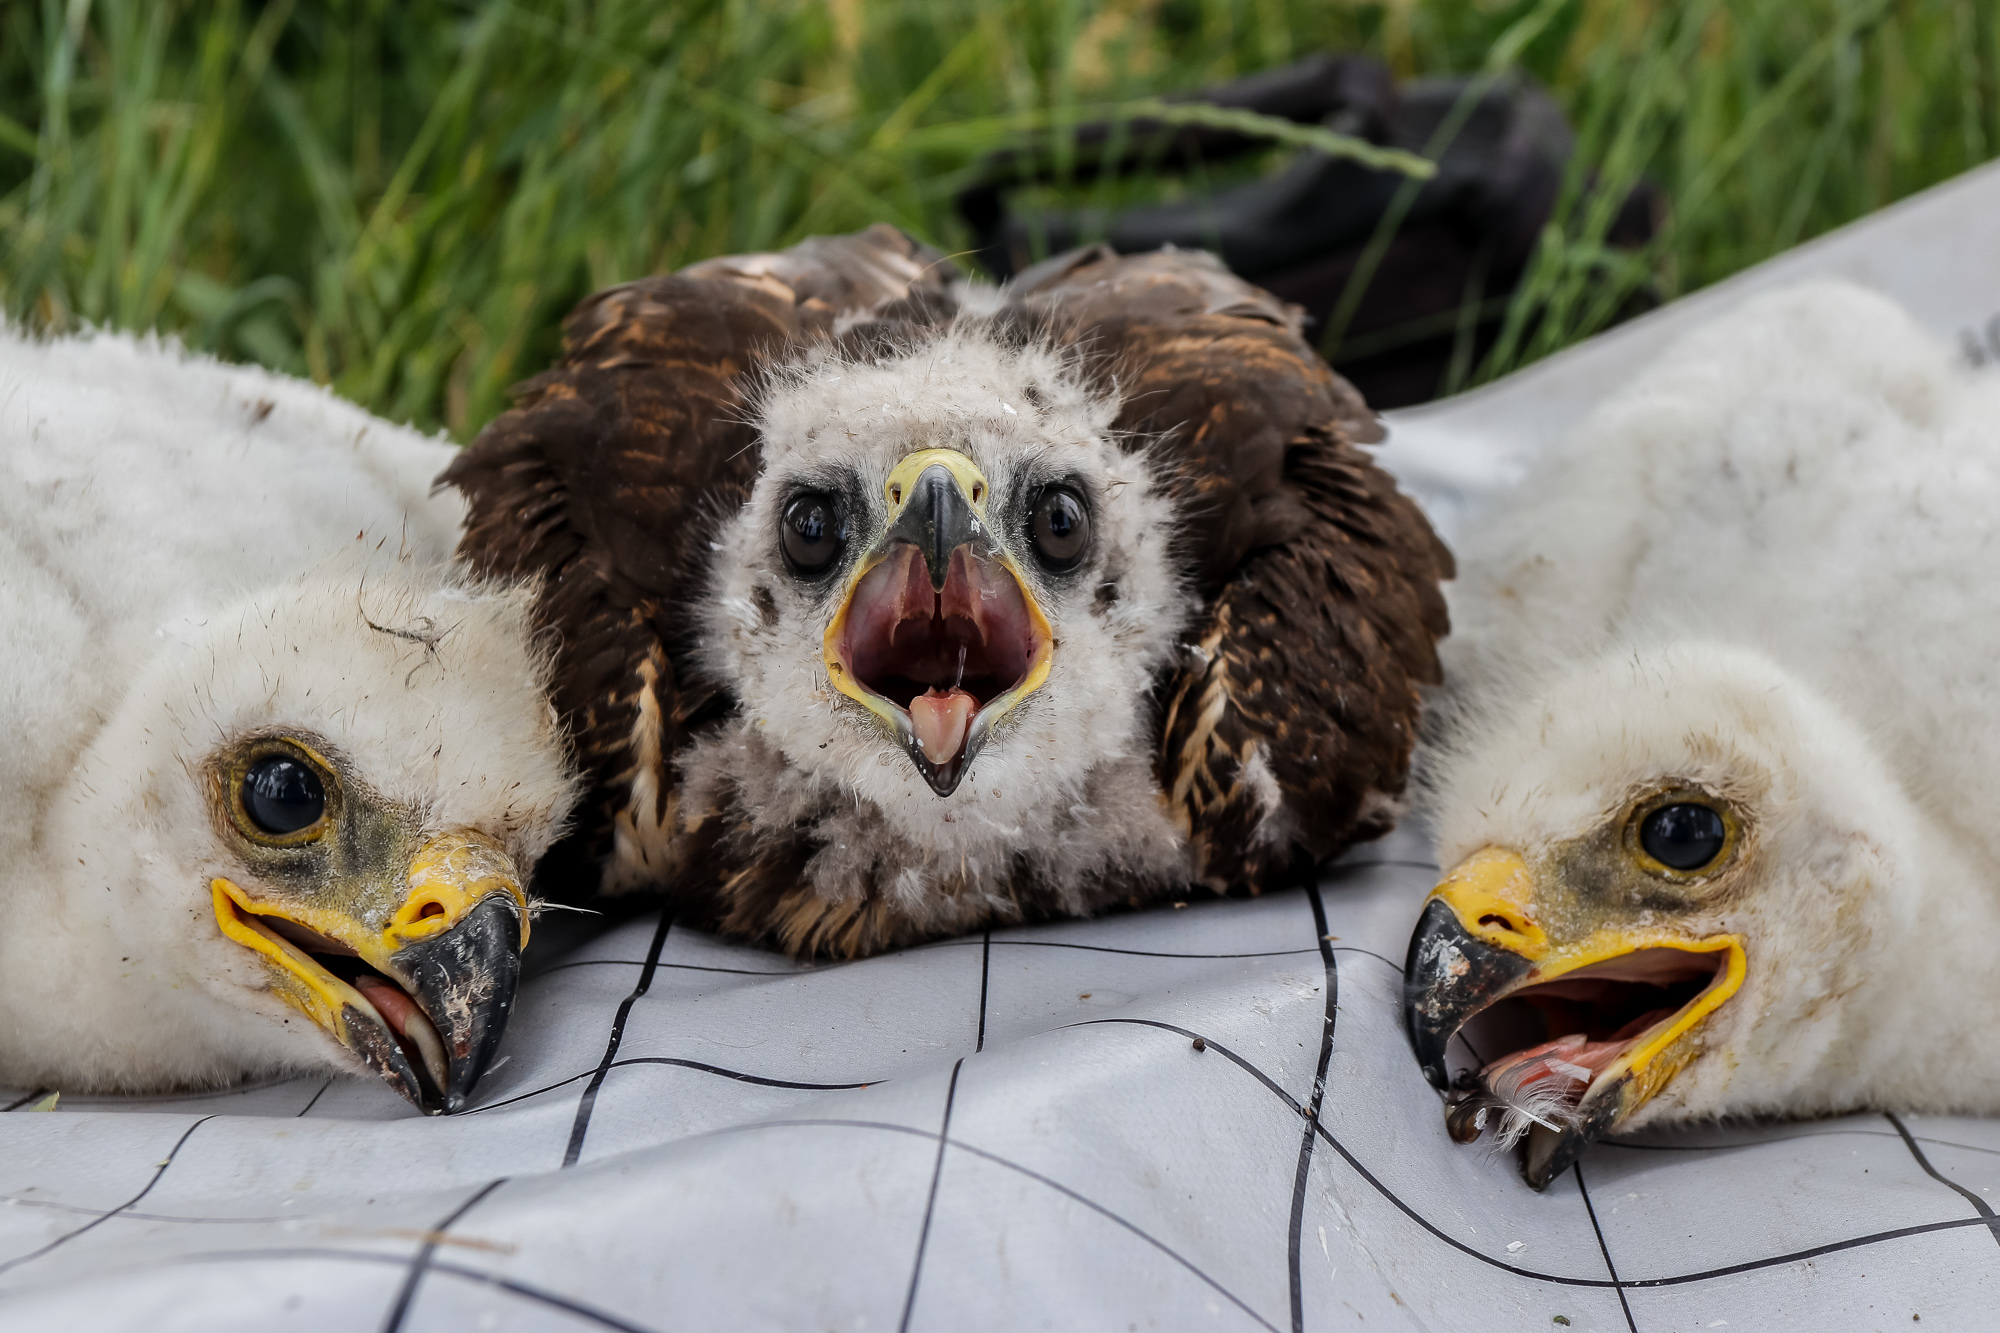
[[1401, 281, 2000, 1186], [0, 329, 577, 1113]]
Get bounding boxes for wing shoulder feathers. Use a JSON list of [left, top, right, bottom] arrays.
[[441, 226, 960, 891], [1004, 245, 1452, 890]]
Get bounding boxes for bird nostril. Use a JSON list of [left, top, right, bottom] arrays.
[[415, 901, 447, 921], [1478, 913, 1514, 933], [891, 485, 902, 504], [971, 483, 983, 504]]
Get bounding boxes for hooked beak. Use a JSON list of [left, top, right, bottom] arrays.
[[824, 449, 1054, 796], [1402, 848, 1746, 1188], [213, 830, 529, 1114]]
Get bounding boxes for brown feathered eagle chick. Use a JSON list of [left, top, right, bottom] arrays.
[[445, 227, 1453, 957]]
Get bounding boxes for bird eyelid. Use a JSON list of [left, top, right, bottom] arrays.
[[219, 735, 341, 848], [1024, 479, 1094, 575], [1621, 785, 1743, 882]]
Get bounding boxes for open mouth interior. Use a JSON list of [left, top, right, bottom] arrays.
[[1450, 947, 1726, 1144], [245, 909, 450, 1096], [839, 544, 1039, 764]]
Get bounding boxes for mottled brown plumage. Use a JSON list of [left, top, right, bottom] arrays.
[[1006, 245, 1453, 892], [444, 225, 1449, 956], [445, 228, 952, 893]]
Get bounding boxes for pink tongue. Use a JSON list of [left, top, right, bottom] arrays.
[[355, 975, 424, 1040], [909, 688, 976, 765], [1481, 1032, 1632, 1098]]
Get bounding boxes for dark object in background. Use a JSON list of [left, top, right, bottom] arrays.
[[957, 54, 1661, 409]]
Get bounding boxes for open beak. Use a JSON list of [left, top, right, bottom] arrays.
[[1401, 848, 1746, 1188], [213, 830, 529, 1114], [824, 448, 1054, 797]]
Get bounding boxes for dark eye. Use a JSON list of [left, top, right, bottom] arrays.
[[781, 492, 845, 576], [241, 755, 326, 837], [1639, 802, 1727, 872], [1029, 485, 1091, 572]]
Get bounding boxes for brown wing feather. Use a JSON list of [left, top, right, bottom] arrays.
[[1005, 245, 1452, 892], [442, 225, 956, 896]]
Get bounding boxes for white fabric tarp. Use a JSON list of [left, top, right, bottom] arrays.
[[6, 163, 2000, 1332]]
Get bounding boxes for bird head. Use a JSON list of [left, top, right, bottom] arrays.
[[1403, 641, 1915, 1187], [701, 327, 1185, 839], [41, 561, 578, 1113]]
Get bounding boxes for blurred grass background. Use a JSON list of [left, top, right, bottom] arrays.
[[1, 0, 1993, 437]]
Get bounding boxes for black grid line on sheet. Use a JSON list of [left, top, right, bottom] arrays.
[[381, 1177, 509, 1333], [0, 1115, 214, 1277], [1062, 1008, 2000, 1294], [140, 1248, 663, 1333], [898, 1059, 963, 1333], [976, 933, 991, 1052], [1311, 1111, 2000, 1289], [564, 912, 675, 1167], [1886, 1111, 2000, 1246], [1609, 1126, 2000, 1159], [148, 1112, 1272, 1328], [562, 940, 1325, 966], [1329, 945, 1405, 973], [538, 957, 801, 979], [24, 859, 2000, 1323], [864, 1080, 2000, 1301], [297, 1079, 334, 1117], [1, 1090, 47, 1112], [939, 1134, 1285, 1332], [580, 1114, 1284, 1329], [1063, 1018, 1304, 1110], [473, 1056, 877, 1116], [988, 940, 1322, 961], [1573, 1162, 1638, 1332], [1285, 882, 1338, 1333]]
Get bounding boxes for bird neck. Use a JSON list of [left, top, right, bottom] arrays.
[[1836, 817, 2000, 1111]]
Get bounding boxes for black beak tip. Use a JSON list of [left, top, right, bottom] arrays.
[[1401, 897, 1534, 1092], [1522, 1081, 1625, 1189], [1524, 1123, 1586, 1190], [395, 894, 526, 1115], [339, 1003, 437, 1114], [904, 731, 979, 797]]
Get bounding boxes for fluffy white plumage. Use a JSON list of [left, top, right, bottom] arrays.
[[1426, 280, 2000, 1130], [0, 328, 576, 1097]]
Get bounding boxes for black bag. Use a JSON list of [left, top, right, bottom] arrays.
[[957, 54, 1659, 408]]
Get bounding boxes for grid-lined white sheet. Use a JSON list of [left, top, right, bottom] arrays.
[[6, 161, 2000, 1333]]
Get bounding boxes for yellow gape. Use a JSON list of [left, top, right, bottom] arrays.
[[210, 828, 530, 1114], [823, 448, 1055, 765], [1422, 847, 1746, 1084]]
